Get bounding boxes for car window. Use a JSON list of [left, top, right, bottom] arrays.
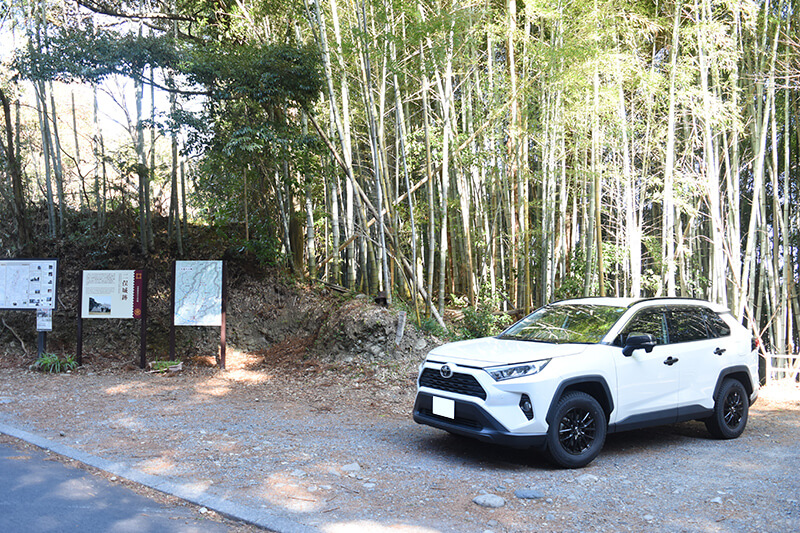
[[667, 307, 709, 343], [705, 310, 731, 338], [615, 309, 668, 346]]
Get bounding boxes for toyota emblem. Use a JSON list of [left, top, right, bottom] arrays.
[[440, 364, 453, 379]]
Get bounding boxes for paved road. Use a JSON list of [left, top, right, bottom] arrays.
[[0, 441, 235, 533]]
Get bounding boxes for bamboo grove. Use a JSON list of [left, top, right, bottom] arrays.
[[0, 0, 799, 354]]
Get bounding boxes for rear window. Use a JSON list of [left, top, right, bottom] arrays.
[[615, 304, 732, 346], [705, 311, 732, 338], [668, 307, 709, 343]]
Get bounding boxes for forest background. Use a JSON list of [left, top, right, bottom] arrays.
[[0, 0, 798, 356]]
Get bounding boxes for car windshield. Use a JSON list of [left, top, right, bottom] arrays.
[[498, 303, 627, 344]]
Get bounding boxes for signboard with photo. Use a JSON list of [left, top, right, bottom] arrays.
[[80, 270, 144, 319], [77, 269, 147, 369]]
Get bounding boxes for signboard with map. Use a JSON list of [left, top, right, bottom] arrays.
[[80, 270, 144, 319], [173, 261, 223, 326], [0, 259, 58, 310]]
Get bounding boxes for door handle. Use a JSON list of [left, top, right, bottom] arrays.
[[714, 347, 726, 356], [664, 356, 679, 366]]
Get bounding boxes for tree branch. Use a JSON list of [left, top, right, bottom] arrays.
[[75, 0, 195, 23], [1, 318, 28, 355]]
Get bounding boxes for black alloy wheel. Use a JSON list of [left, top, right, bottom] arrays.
[[546, 391, 607, 469], [559, 406, 597, 454], [723, 387, 744, 428], [705, 378, 749, 439]]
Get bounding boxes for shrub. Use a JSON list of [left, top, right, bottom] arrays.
[[31, 353, 78, 373], [459, 286, 512, 340]]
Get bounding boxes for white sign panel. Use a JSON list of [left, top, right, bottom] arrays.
[[174, 261, 223, 326], [36, 308, 53, 331], [81, 270, 136, 319], [0, 259, 57, 310]]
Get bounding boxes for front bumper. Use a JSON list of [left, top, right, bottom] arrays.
[[749, 387, 759, 406], [413, 392, 547, 450]]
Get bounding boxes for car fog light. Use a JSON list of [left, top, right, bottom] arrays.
[[519, 394, 534, 420]]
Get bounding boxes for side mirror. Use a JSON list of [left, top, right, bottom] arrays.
[[622, 333, 657, 357]]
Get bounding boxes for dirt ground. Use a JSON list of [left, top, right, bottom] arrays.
[[0, 351, 799, 533]]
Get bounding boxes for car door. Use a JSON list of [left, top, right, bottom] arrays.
[[668, 306, 731, 414], [613, 307, 679, 429]]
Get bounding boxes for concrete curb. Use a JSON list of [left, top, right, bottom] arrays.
[[0, 422, 319, 533]]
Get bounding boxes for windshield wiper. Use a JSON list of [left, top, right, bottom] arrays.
[[500, 334, 559, 343]]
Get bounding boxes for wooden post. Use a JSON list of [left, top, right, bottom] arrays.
[[139, 269, 148, 369], [766, 354, 772, 385], [220, 261, 227, 369], [76, 271, 83, 366], [169, 262, 176, 361], [37, 332, 46, 357]]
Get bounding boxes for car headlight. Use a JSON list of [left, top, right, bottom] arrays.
[[485, 359, 551, 381]]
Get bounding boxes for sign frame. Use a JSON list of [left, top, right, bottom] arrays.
[[76, 269, 148, 368], [36, 308, 53, 332], [80, 270, 143, 319], [0, 258, 58, 310], [169, 260, 227, 368], [172, 260, 223, 326]]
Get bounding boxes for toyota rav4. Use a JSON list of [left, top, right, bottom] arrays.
[[413, 298, 759, 468]]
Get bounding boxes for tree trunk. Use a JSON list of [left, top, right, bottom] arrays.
[[393, 42, 421, 322], [71, 91, 86, 210], [738, 1, 780, 322], [135, 61, 149, 255], [663, 0, 682, 297], [169, 79, 183, 256], [92, 85, 105, 228], [421, 51, 436, 317], [0, 87, 29, 247], [696, 0, 726, 304], [34, 82, 56, 237], [434, 22, 455, 317], [302, 112, 317, 279]]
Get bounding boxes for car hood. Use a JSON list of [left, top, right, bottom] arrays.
[[425, 337, 589, 368]]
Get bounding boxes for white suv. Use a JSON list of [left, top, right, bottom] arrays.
[[413, 298, 759, 468]]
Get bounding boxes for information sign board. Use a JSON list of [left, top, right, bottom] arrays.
[[0, 259, 58, 310], [173, 261, 223, 326], [36, 308, 53, 331], [81, 270, 143, 319]]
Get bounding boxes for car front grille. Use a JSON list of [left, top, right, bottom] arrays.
[[418, 408, 483, 430], [419, 368, 487, 400]]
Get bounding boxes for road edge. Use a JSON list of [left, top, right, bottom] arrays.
[[0, 422, 319, 533]]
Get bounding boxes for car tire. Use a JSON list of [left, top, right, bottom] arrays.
[[546, 391, 607, 469], [705, 378, 748, 439]]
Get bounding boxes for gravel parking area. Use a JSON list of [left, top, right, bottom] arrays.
[[0, 361, 798, 533]]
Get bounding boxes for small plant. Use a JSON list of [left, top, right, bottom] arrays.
[[31, 353, 78, 373], [461, 304, 511, 339], [459, 285, 513, 340], [148, 360, 183, 373], [393, 298, 454, 340], [418, 314, 451, 340]]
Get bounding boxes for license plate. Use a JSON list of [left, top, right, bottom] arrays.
[[432, 396, 455, 419]]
